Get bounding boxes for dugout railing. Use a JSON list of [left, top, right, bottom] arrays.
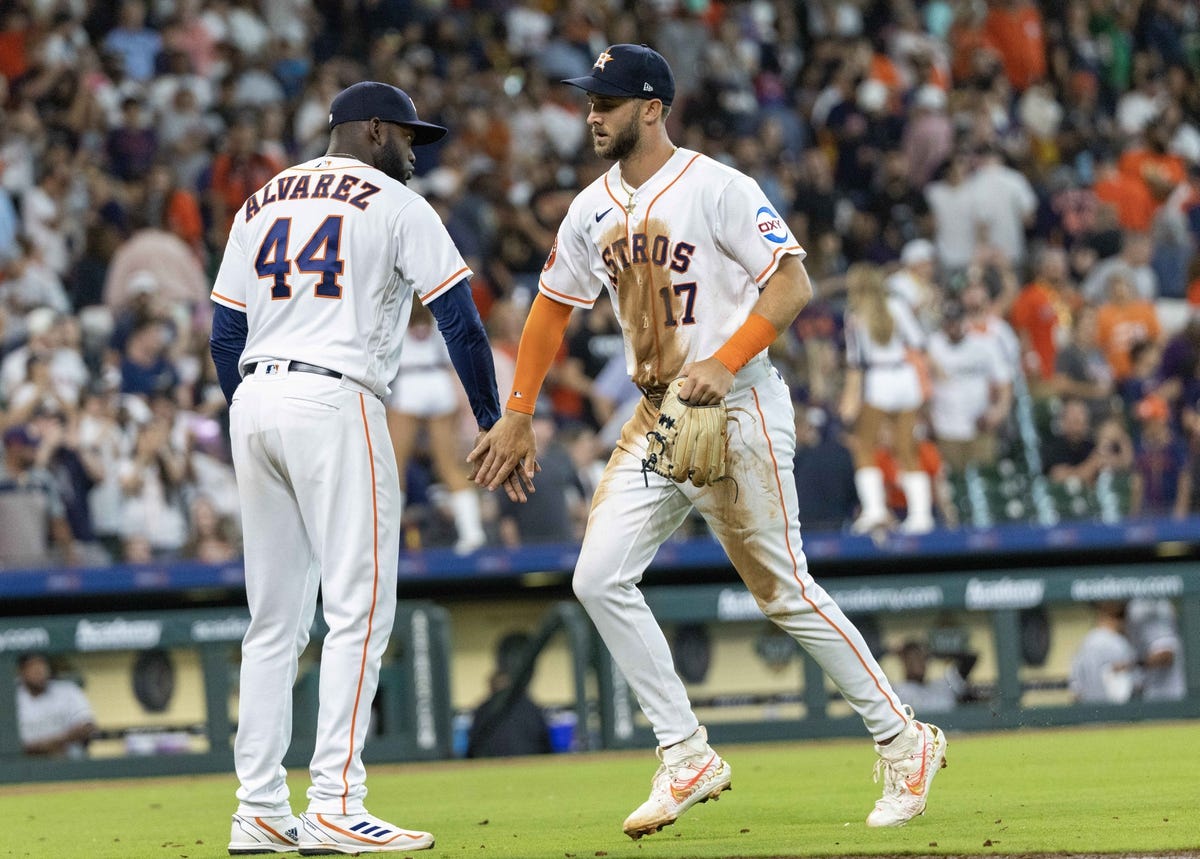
[[591, 562, 1200, 748], [0, 602, 453, 784]]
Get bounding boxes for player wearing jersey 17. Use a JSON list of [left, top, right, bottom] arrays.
[[471, 44, 947, 840], [209, 82, 526, 855]]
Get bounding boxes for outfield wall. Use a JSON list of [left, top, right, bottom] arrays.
[[1, 561, 1196, 783]]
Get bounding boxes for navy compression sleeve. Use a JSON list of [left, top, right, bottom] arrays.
[[427, 281, 502, 430], [210, 303, 248, 405]]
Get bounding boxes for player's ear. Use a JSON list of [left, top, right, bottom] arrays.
[[368, 117, 385, 146]]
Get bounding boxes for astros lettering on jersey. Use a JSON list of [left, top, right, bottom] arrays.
[[539, 148, 802, 400], [210, 155, 470, 396]]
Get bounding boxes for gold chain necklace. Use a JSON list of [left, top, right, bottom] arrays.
[[617, 172, 637, 214], [617, 148, 677, 215]]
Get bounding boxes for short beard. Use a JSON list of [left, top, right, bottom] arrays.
[[595, 112, 640, 161], [377, 139, 412, 184]]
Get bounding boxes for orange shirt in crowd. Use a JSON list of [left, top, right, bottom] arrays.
[[165, 188, 205, 257], [1119, 149, 1187, 205], [1187, 277, 1200, 309], [210, 151, 284, 233], [1010, 280, 1077, 380], [1096, 301, 1161, 380], [0, 23, 29, 82], [982, 2, 1047, 91], [1094, 164, 1157, 231]]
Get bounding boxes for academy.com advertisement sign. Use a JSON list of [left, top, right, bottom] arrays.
[[703, 569, 1193, 621]]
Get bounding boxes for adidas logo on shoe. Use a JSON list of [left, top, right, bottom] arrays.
[[299, 811, 434, 854]]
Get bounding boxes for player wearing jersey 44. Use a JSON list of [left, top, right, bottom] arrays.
[[470, 44, 947, 840], [210, 82, 530, 856]]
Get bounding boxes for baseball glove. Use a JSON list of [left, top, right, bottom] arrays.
[[642, 378, 730, 488]]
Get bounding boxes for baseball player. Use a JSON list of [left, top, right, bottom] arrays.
[[209, 82, 522, 854], [471, 45, 947, 839]]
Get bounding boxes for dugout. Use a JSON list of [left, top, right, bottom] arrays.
[[1, 552, 1198, 783], [0, 603, 453, 783]]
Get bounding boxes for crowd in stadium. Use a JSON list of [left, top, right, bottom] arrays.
[[0, 0, 1199, 565]]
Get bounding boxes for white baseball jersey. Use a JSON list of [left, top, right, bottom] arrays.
[[212, 154, 470, 818], [17, 679, 94, 758], [927, 329, 1010, 441], [539, 148, 803, 399], [548, 147, 912, 748], [211, 155, 470, 396]]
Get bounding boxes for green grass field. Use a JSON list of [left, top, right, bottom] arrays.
[[2, 722, 1197, 859]]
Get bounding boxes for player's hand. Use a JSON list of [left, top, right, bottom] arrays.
[[467, 411, 539, 502], [676, 357, 734, 406]]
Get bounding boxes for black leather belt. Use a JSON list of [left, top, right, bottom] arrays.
[[246, 360, 342, 380]]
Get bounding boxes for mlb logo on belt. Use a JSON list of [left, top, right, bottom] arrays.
[[264, 362, 283, 375]]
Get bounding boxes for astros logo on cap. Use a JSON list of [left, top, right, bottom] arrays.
[[594, 50, 613, 70]]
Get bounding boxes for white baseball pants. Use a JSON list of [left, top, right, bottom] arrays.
[[230, 365, 399, 816], [574, 360, 909, 746]]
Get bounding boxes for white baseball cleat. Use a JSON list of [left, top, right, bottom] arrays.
[[228, 813, 301, 854], [622, 725, 732, 840], [867, 707, 948, 827], [298, 812, 433, 854]]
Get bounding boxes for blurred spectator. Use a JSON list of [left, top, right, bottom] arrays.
[[966, 144, 1039, 271], [927, 299, 1012, 473], [102, 229, 209, 314], [0, 423, 75, 566], [925, 151, 977, 274], [961, 273, 1023, 391], [890, 640, 959, 715], [1070, 600, 1137, 704], [1043, 397, 1133, 486], [15, 652, 95, 758], [901, 85, 953, 188], [119, 318, 179, 397], [117, 414, 189, 560], [1052, 305, 1116, 423], [205, 114, 283, 240], [182, 493, 239, 564], [792, 406, 858, 532], [1118, 340, 1166, 420], [839, 264, 932, 534], [27, 409, 105, 564], [1082, 231, 1160, 303], [1095, 271, 1161, 381], [76, 385, 129, 558], [1126, 598, 1187, 701], [1010, 247, 1080, 384], [105, 96, 157, 183], [1130, 395, 1185, 516], [886, 238, 939, 331], [102, 0, 161, 83], [982, 0, 1046, 93], [466, 631, 552, 759]]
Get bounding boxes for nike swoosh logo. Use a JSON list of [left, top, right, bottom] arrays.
[[904, 728, 930, 796], [595, 207, 613, 223], [668, 754, 717, 802]]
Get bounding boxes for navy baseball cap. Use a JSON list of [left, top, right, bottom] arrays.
[[328, 82, 447, 145], [563, 44, 675, 106]]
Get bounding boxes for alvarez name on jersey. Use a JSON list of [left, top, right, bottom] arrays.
[[210, 155, 470, 397]]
